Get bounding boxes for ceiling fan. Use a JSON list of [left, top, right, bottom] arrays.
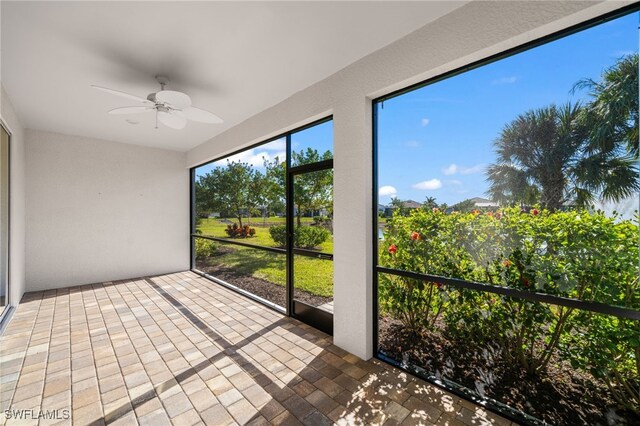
[[92, 76, 223, 130]]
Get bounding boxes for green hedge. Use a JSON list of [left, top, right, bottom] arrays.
[[379, 207, 639, 413]]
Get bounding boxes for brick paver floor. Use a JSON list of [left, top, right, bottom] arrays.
[[0, 271, 515, 425]]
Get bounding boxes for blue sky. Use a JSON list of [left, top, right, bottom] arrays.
[[195, 120, 333, 178], [377, 11, 639, 206]]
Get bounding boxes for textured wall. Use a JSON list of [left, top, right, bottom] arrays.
[[1, 86, 26, 307], [25, 130, 189, 291]]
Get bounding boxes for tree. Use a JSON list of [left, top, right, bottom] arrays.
[[262, 148, 333, 227], [487, 104, 584, 210], [194, 177, 212, 219], [389, 197, 407, 216], [450, 198, 476, 213], [423, 197, 438, 210], [262, 155, 286, 218], [574, 53, 638, 157], [196, 161, 263, 227], [572, 53, 640, 203], [291, 148, 333, 227], [486, 103, 639, 211]]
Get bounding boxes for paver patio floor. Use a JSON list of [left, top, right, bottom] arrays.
[[0, 271, 514, 425]]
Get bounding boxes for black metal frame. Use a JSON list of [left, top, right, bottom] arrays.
[[371, 4, 640, 425], [189, 168, 196, 270], [378, 267, 640, 321], [287, 157, 334, 334], [190, 115, 335, 334], [193, 234, 286, 255]]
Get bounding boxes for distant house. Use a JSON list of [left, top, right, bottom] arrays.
[[447, 197, 499, 213], [469, 197, 499, 208], [384, 200, 422, 216], [403, 200, 423, 209]]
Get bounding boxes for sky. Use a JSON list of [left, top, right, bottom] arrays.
[[194, 120, 333, 178], [377, 11, 639, 207]]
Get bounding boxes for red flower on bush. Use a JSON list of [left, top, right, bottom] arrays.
[[410, 231, 420, 241], [523, 278, 531, 288], [388, 244, 397, 255], [472, 209, 480, 215], [432, 208, 440, 213], [495, 212, 502, 220], [436, 282, 443, 289], [532, 208, 540, 216], [502, 259, 512, 268]]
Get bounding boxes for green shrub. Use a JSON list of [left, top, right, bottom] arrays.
[[225, 223, 256, 238], [564, 313, 639, 414], [380, 206, 639, 410], [269, 225, 330, 249], [269, 225, 286, 246], [194, 238, 217, 260], [379, 275, 447, 333], [297, 226, 330, 248]]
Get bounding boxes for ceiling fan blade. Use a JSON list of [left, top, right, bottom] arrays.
[[91, 85, 151, 104], [158, 110, 187, 130], [181, 106, 223, 124], [155, 90, 191, 109], [108, 106, 153, 115]]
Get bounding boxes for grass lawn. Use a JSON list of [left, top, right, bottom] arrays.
[[198, 242, 333, 297], [196, 217, 334, 253]]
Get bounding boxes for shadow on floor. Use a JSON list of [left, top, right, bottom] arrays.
[[96, 275, 470, 426]]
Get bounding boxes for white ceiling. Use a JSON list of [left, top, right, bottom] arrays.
[[2, 1, 466, 152]]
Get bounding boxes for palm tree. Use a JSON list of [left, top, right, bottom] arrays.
[[574, 53, 638, 157], [487, 104, 586, 211], [487, 101, 639, 210], [571, 54, 639, 205], [423, 197, 438, 210]]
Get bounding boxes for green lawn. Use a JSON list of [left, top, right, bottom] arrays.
[[197, 242, 333, 297], [196, 217, 334, 253]]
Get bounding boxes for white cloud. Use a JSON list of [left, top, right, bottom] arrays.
[[412, 179, 442, 190], [442, 163, 485, 176], [405, 140, 421, 148], [442, 164, 458, 175], [460, 164, 485, 175], [379, 185, 398, 197], [214, 149, 279, 168], [263, 139, 286, 151], [492, 76, 517, 85], [449, 179, 463, 185], [420, 118, 430, 126]]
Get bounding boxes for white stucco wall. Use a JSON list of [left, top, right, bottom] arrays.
[[25, 130, 189, 291], [186, 1, 632, 359], [0, 86, 26, 307]]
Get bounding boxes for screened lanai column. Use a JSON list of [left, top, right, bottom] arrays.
[[333, 97, 373, 360]]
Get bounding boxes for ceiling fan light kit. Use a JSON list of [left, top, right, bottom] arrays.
[[92, 76, 223, 130]]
